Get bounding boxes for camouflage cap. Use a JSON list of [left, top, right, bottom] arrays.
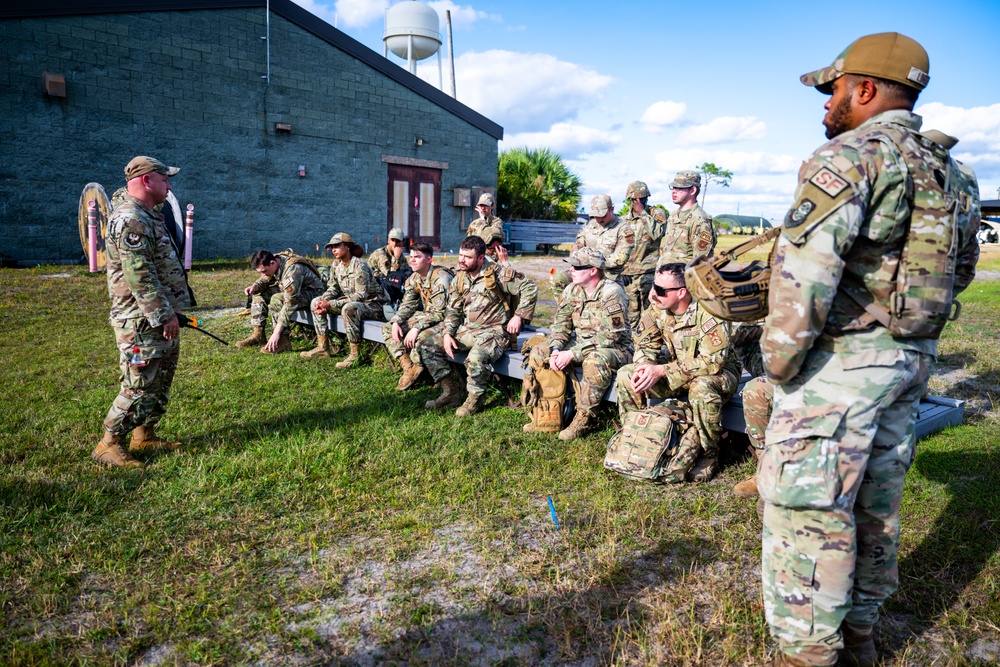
[[477, 193, 495, 207], [124, 156, 179, 181], [478, 228, 504, 245], [589, 194, 613, 217], [325, 232, 355, 248], [800, 32, 929, 93], [670, 170, 701, 189], [626, 180, 650, 200], [388, 227, 405, 241], [565, 246, 606, 270]]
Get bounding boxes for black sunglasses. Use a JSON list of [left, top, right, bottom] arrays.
[[652, 284, 684, 297]]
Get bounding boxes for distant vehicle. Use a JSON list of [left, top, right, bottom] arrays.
[[715, 214, 773, 235], [978, 219, 999, 245]]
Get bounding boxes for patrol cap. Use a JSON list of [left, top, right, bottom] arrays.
[[388, 227, 405, 241], [670, 170, 701, 189], [124, 156, 179, 181], [477, 193, 495, 207], [565, 246, 606, 270], [589, 194, 612, 217], [800, 32, 930, 93], [626, 180, 650, 200], [478, 228, 504, 245]]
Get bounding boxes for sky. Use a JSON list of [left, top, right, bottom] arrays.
[[292, 0, 1000, 222]]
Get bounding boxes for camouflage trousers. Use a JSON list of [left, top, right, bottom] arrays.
[[417, 324, 509, 397], [616, 366, 738, 471], [731, 321, 765, 379], [529, 345, 629, 412], [759, 347, 931, 665], [250, 284, 321, 328], [309, 298, 384, 343], [622, 271, 654, 331], [381, 317, 430, 367], [103, 318, 180, 436], [742, 376, 773, 451]]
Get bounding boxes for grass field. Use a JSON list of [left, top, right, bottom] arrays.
[[1, 248, 998, 666]]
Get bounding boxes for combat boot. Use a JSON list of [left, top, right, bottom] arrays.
[[760, 651, 818, 667], [733, 474, 759, 497], [558, 408, 593, 441], [455, 393, 484, 418], [129, 425, 181, 452], [425, 374, 462, 410], [336, 343, 361, 368], [262, 331, 292, 354], [838, 622, 877, 667], [92, 432, 142, 468], [396, 357, 423, 391], [235, 325, 266, 349], [688, 455, 718, 482], [300, 335, 333, 359]]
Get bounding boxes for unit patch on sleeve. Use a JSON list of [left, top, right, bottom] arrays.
[[785, 199, 816, 228], [809, 167, 849, 197], [700, 317, 718, 334], [123, 232, 143, 249], [697, 231, 713, 251]]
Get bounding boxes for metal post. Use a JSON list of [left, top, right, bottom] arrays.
[[446, 10, 456, 98], [87, 199, 98, 272], [184, 204, 194, 270]]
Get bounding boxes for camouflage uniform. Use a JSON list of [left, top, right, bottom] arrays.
[[248, 255, 325, 329], [615, 299, 740, 477], [418, 259, 538, 397], [552, 215, 634, 293], [731, 320, 765, 379], [102, 195, 191, 435], [540, 277, 631, 412], [382, 265, 452, 365], [741, 375, 773, 451], [466, 215, 505, 243], [620, 206, 668, 329], [658, 204, 716, 266], [367, 244, 407, 279], [310, 257, 387, 343], [760, 110, 981, 664]]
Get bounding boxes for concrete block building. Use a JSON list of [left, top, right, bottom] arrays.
[[0, 0, 503, 263]]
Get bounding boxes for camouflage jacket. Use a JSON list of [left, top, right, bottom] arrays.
[[467, 216, 505, 243], [390, 265, 453, 331], [574, 215, 634, 278], [105, 195, 191, 327], [367, 244, 407, 279], [621, 206, 668, 275], [444, 258, 538, 336], [634, 300, 738, 392], [549, 278, 631, 361], [659, 204, 716, 265], [251, 255, 326, 329], [320, 257, 387, 306], [762, 110, 981, 384]]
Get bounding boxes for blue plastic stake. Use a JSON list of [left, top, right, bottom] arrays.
[[547, 495, 560, 530]]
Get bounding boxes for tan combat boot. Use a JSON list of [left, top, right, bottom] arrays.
[[838, 622, 877, 667], [235, 325, 266, 349], [262, 331, 292, 354], [335, 343, 361, 368], [734, 447, 763, 497], [129, 425, 181, 452], [396, 356, 423, 390], [455, 393, 484, 418], [425, 374, 462, 410], [558, 408, 593, 441], [760, 651, 818, 667], [92, 432, 142, 468], [300, 334, 333, 359]]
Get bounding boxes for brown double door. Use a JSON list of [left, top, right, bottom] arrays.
[[387, 164, 441, 247]]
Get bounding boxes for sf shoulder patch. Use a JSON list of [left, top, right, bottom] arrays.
[[809, 167, 850, 197], [123, 232, 144, 249]]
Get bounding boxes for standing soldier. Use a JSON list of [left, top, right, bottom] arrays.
[[551, 194, 633, 295], [614, 263, 740, 482], [658, 170, 716, 266], [758, 33, 980, 667], [236, 249, 325, 353], [619, 180, 668, 328], [92, 156, 191, 468], [382, 242, 453, 390], [302, 232, 387, 368], [418, 235, 538, 417], [524, 247, 630, 440], [466, 192, 504, 243], [367, 227, 407, 279]]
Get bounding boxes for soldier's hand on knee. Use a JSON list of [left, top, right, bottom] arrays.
[[631, 363, 664, 393], [443, 334, 457, 359], [404, 328, 419, 349], [391, 322, 405, 343]]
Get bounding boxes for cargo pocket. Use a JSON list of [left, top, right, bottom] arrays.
[[766, 546, 818, 637], [758, 404, 847, 509]]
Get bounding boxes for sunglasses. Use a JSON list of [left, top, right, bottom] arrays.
[[652, 284, 684, 297]]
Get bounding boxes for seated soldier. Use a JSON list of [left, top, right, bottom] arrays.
[[302, 232, 388, 368], [416, 235, 538, 417], [523, 247, 630, 440], [236, 249, 326, 354], [615, 262, 740, 482], [368, 227, 407, 279], [479, 227, 510, 266], [382, 242, 452, 390]]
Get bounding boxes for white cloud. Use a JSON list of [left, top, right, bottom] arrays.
[[653, 148, 800, 176], [427, 1, 500, 28], [676, 116, 767, 146], [502, 123, 621, 160], [639, 101, 687, 132], [333, 0, 388, 28], [917, 102, 1000, 152]]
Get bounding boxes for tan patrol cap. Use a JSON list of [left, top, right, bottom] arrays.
[[326, 232, 355, 248], [388, 228, 405, 241], [800, 32, 930, 93], [124, 156, 179, 180], [477, 193, 495, 207], [589, 194, 612, 217]]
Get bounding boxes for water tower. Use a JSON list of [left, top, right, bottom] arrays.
[[383, 1, 442, 76]]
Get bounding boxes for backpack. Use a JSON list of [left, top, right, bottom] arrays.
[[604, 403, 687, 482], [519, 335, 567, 433], [276, 249, 323, 281]]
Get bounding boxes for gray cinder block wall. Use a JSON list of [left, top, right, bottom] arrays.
[[0, 6, 500, 263]]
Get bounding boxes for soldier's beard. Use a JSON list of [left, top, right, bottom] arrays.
[[823, 93, 854, 140]]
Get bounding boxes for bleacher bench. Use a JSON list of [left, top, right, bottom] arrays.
[[505, 219, 584, 253], [289, 311, 964, 440]]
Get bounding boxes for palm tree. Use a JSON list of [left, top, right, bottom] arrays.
[[497, 147, 582, 221]]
